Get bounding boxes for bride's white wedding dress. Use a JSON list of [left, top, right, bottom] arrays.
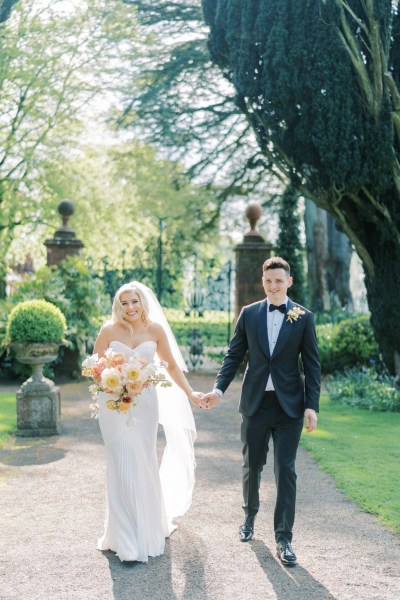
[[97, 340, 195, 563]]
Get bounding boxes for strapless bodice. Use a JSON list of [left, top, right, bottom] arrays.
[[109, 340, 157, 360]]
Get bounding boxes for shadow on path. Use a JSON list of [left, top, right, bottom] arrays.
[[0, 437, 67, 466], [103, 529, 209, 600], [250, 539, 338, 600]]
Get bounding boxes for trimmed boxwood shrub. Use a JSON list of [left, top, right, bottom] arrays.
[[6, 300, 67, 343]]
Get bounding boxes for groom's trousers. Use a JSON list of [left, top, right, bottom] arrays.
[[240, 391, 303, 542]]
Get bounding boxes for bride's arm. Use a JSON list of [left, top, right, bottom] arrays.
[[154, 323, 204, 406], [93, 324, 114, 357]]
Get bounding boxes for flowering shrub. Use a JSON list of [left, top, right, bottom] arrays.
[[326, 367, 400, 412]]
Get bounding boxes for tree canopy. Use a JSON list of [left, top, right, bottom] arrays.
[[203, 0, 400, 375], [0, 0, 141, 275], [120, 0, 276, 208]]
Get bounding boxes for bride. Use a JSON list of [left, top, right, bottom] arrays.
[[93, 281, 204, 563]]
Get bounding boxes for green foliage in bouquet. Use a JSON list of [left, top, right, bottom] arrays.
[[6, 299, 66, 343]]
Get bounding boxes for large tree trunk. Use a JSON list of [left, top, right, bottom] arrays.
[[304, 201, 353, 312], [304, 200, 330, 312], [327, 214, 353, 310], [363, 229, 400, 377]]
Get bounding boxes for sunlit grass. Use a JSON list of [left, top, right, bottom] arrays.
[[0, 392, 16, 445], [301, 393, 400, 533]]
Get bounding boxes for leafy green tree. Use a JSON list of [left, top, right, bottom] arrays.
[[275, 185, 306, 305], [0, 0, 140, 294], [41, 141, 220, 306], [202, 0, 400, 376]]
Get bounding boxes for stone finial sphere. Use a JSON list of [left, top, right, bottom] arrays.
[[245, 201, 262, 222], [58, 199, 74, 217]]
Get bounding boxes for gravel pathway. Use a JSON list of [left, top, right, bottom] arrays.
[[0, 374, 399, 600]]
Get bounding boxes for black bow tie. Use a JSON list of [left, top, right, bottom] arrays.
[[269, 303, 286, 314]]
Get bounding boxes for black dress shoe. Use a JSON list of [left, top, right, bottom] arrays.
[[276, 540, 297, 566], [239, 516, 255, 542]]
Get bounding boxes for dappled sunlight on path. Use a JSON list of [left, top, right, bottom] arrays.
[[0, 374, 399, 599]]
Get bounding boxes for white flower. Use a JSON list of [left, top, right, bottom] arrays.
[[82, 353, 98, 368], [138, 363, 157, 382], [100, 367, 123, 392], [127, 354, 145, 370], [286, 306, 306, 323]]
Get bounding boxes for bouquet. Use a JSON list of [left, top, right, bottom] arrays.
[[82, 348, 171, 417]]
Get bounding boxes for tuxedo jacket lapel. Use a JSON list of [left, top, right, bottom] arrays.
[[257, 299, 270, 358], [272, 298, 294, 358]]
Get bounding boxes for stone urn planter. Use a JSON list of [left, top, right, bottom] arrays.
[[6, 300, 67, 436]]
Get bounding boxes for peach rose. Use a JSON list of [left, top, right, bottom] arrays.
[[108, 352, 126, 367], [127, 381, 143, 396], [91, 357, 108, 380], [118, 395, 132, 413]]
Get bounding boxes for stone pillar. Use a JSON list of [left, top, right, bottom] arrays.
[[44, 199, 84, 266], [234, 202, 273, 318], [44, 199, 84, 378]]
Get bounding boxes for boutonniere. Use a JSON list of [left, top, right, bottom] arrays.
[[286, 306, 305, 323]]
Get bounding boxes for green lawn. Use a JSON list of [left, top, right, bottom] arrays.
[[301, 393, 400, 534], [0, 392, 16, 445]]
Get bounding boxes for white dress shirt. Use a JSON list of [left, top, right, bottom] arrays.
[[265, 297, 288, 391], [213, 297, 288, 397]]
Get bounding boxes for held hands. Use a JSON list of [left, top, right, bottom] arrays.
[[188, 390, 220, 410], [199, 391, 220, 410], [304, 408, 318, 432]]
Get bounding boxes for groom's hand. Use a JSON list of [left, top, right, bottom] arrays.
[[304, 408, 318, 432], [201, 391, 220, 410]]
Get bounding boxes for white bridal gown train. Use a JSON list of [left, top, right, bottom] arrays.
[[97, 340, 196, 563]]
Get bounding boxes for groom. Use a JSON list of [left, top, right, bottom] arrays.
[[202, 257, 320, 566]]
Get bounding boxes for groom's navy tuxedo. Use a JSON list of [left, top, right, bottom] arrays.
[[214, 296, 320, 543], [215, 297, 320, 418]]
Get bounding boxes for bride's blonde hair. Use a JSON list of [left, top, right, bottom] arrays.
[[112, 283, 150, 327]]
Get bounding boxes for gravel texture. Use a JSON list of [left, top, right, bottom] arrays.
[[1, 374, 399, 600]]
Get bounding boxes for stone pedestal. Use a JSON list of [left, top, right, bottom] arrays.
[[11, 343, 61, 436], [17, 377, 61, 436], [234, 202, 273, 318]]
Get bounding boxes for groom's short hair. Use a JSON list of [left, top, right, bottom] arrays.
[[262, 256, 291, 275]]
